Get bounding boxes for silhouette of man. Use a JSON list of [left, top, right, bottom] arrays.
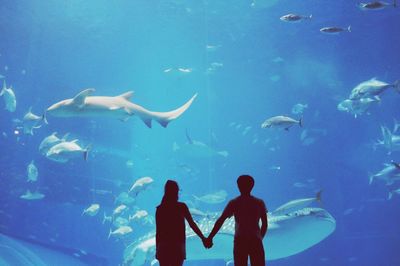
[[206, 175, 268, 266], [156, 180, 208, 266]]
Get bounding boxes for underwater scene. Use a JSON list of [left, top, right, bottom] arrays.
[[0, 0, 400, 265]]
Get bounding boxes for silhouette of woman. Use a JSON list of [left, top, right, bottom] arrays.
[[156, 180, 207, 266]]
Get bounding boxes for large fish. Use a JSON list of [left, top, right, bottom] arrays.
[[123, 207, 336, 265], [46, 89, 197, 128], [349, 78, 400, 100]]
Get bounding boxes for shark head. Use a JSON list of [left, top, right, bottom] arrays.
[[46, 99, 77, 117], [123, 207, 336, 265]]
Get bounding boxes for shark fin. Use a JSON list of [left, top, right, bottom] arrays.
[[118, 91, 134, 101], [73, 88, 95, 108], [141, 117, 152, 128]]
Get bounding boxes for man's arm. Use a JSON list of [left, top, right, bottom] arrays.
[[260, 200, 268, 239], [208, 201, 233, 240], [260, 211, 268, 239]]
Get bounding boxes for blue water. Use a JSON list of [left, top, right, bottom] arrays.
[[0, 0, 399, 265]]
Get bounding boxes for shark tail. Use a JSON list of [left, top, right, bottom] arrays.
[[151, 93, 198, 128], [299, 117, 303, 127]]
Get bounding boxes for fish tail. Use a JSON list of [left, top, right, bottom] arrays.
[[368, 172, 374, 185], [347, 25, 351, 32], [309, 14, 312, 19], [102, 212, 108, 224], [108, 228, 112, 239], [150, 93, 198, 128], [299, 117, 303, 127], [316, 190, 322, 202]]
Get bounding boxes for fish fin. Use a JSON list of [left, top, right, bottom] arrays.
[[118, 91, 134, 101], [368, 172, 374, 185], [185, 129, 193, 144], [141, 117, 152, 128], [61, 133, 70, 141], [72, 88, 95, 108], [316, 190, 322, 202]]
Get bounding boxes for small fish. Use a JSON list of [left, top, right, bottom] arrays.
[[320, 26, 351, 34], [128, 176, 154, 196], [349, 78, 399, 100], [103, 212, 113, 224], [261, 115, 302, 130], [82, 204, 100, 216], [129, 210, 149, 222], [22, 107, 47, 135], [193, 190, 227, 204], [45, 140, 90, 163], [108, 225, 133, 239], [27, 160, 38, 182], [39, 132, 67, 155], [280, 14, 312, 22], [272, 191, 322, 215], [20, 190, 45, 200], [369, 162, 400, 185], [359, 1, 396, 10], [113, 204, 128, 216]]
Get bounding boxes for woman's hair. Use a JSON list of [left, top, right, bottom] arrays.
[[160, 179, 179, 205]]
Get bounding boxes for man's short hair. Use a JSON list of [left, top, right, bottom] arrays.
[[237, 175, 255, 194]]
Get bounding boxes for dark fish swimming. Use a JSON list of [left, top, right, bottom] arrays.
[[359, 1, 396, 10], [280, 14, 312, 22], [320, 26, 351, 34]]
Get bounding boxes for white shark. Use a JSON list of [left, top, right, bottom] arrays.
[[123, 207, 336, 265], [46, 89, 197, 128]]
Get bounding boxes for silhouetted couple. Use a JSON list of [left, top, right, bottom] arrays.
[[155, 175, 268, 266]]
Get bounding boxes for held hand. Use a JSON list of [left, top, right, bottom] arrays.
[[202, 237, 213, 249]]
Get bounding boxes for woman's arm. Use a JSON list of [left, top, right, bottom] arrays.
[[183, 205, 205, 240]]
